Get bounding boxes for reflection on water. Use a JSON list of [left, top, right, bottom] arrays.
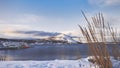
[[0, 44, 116, 61], [0, 56, 13, 61], [0, 50, 13, 61]]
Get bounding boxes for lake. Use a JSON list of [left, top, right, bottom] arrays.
[[0, 44, 118, 61]]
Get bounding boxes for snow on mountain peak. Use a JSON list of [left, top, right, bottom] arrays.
[[2, 30, 80, 43], [54, 33, 78, 43]]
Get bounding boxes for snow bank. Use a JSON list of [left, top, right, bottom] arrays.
[[0, 59, 95, 68], [0, 57, 119, 68]]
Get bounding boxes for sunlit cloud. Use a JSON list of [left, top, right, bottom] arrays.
[[60, 30, 81, 37], [0, 13, 82, 33], [14, 14, 44, 24], [0, 24, 32, 32], [88, 0, 120, 6], [0, 14, 44, 25], [102, 13, 120, 28], [0, 20, 7, 23]]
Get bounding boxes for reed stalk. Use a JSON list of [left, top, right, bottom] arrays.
[[79, 11, 114, 68]]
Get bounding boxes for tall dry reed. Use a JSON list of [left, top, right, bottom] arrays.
[[79, 11, 114, 68]]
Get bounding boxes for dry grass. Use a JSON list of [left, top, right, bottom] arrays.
[[107, 25, 120, 60], [78, 11, 118, 68]]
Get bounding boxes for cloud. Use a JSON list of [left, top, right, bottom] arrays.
[[0, 13, 47, 32], [88, 0, 120, 6], [61, 30, 81, 37], [0, 29, 62, 39], [0, 14, 44, 25], [0, 30, 81, 39], [0, 20, 7, 23], [0, 13, 72, 32], [14, 31, 61, 37], [79, 11, 120, 28], [13, 14, 44, 24], [0, 24, 32, 33], [101, 13, 120, 26]]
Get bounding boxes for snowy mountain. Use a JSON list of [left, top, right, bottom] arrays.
[[0, 31, 81, 44], [50, 34, 79, 43], [14, 31, 81, 43]]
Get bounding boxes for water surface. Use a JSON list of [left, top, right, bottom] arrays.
[[0, 44, 118, 60]]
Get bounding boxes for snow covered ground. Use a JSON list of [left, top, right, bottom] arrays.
[[0, 57, 120, 68]]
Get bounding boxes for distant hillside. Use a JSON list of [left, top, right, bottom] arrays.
[[0, 31, 82, 44]]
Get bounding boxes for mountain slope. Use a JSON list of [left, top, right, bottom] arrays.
[[2, 31, 81, 43], [53, 34, 79, 43]]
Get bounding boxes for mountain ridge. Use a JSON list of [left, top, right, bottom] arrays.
[[0, 31, 81, 44]]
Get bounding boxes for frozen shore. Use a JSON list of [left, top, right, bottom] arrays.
[[0, 57, 119, 68]]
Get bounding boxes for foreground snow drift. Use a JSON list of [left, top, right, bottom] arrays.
[[0, 59, 94, 68], [0, 57, 119, 68]]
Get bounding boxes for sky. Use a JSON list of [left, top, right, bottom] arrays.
[[0, 0, 120, 38]]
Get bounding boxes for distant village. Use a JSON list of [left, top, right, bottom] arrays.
[[0, 38, 82, 50]]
